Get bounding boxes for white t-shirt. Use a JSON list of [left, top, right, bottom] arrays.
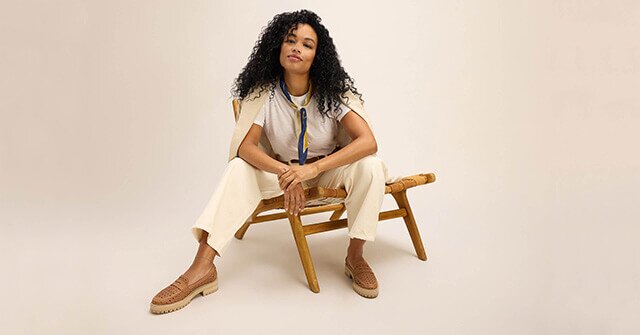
[[253, 87, 352, 162]]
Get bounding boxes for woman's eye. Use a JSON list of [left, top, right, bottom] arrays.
[[304, 44, 311, 49]]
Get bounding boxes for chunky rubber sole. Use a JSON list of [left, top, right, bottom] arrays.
[[150, 278, 218, 314], [344, 265, 378, 298]]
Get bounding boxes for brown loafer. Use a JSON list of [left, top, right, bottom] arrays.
[[344, 257, 379, 298], [150, 264, 218, 314]]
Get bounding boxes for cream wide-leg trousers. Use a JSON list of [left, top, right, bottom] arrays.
[[191, 154, 397, 257]]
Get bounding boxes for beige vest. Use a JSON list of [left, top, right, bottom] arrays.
[[228, 85, 373, 162]]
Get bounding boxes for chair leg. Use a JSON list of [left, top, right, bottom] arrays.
[[287, 214, 320, 293], [329, 207, 346, 220], [391, 190, 428, 261], [235, 205, 262, 239], [234, 221, 251, 240]]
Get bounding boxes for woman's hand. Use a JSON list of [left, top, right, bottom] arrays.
[[278, 164, 320, 192], [283, 183, 306, 215]]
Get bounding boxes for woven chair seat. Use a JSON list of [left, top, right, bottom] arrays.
[[261, 173, 436, 209]]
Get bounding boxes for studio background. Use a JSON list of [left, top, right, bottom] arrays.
[[1, 0, 638, 334]]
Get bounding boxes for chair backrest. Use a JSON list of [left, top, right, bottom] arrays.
[[232, 99, 240, 123]]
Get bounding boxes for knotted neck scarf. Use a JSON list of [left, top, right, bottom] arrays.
[[279, 76, 313, 165]]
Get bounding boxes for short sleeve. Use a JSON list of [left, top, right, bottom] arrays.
[[253, 105, 266, 127], [335, 102, 352, 122]]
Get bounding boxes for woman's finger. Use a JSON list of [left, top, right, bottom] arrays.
[[299, 190, 306, 212], [280, 178, 290, 191], [292, 190, 298, 216], [288, 192, 295, 214], [279, 170, 292, 182], [286, 178, 299, 192], [279, 175, 289, 189], [297, 189, 305, 214], [284, 190, 290, 212], [281, 174, 296, 190], [295, 190, 302, 215]]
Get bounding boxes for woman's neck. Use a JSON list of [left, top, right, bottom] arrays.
[[283, 72, 310, 96]]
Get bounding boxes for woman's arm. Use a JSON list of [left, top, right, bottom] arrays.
[[310, 110, 378, 173], [238, 124, 307, 216], [238, 124, 289, 176]]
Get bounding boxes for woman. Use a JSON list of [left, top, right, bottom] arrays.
[[150, 9, 396, 314]]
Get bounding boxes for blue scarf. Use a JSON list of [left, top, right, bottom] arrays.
[[279, 76, 313, 165]]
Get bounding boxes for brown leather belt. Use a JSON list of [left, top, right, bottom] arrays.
[[276, 146, 340, 165], [277, 155, 325, 165]]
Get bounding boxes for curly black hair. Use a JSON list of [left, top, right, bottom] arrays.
[[231, 9, 363, 119]]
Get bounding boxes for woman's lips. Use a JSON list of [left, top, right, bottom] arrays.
[[288, 55, 302, 61]]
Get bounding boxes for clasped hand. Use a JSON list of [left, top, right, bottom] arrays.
[[278, 164, 320, 215]]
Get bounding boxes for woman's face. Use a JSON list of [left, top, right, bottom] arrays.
[[279, 23, 317, 76]]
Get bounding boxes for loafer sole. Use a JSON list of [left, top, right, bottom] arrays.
[[150, 278, 218, 314], [344, 265, 378, 298]]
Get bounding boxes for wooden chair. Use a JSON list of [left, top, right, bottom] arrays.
[[231, 99, 436, 293]]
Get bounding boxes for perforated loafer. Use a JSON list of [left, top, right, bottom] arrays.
[[150, 264, 218, 314], [344, 257, 379, 298]]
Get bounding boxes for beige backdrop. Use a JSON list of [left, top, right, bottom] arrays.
[[1, 0, 638, 334]]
